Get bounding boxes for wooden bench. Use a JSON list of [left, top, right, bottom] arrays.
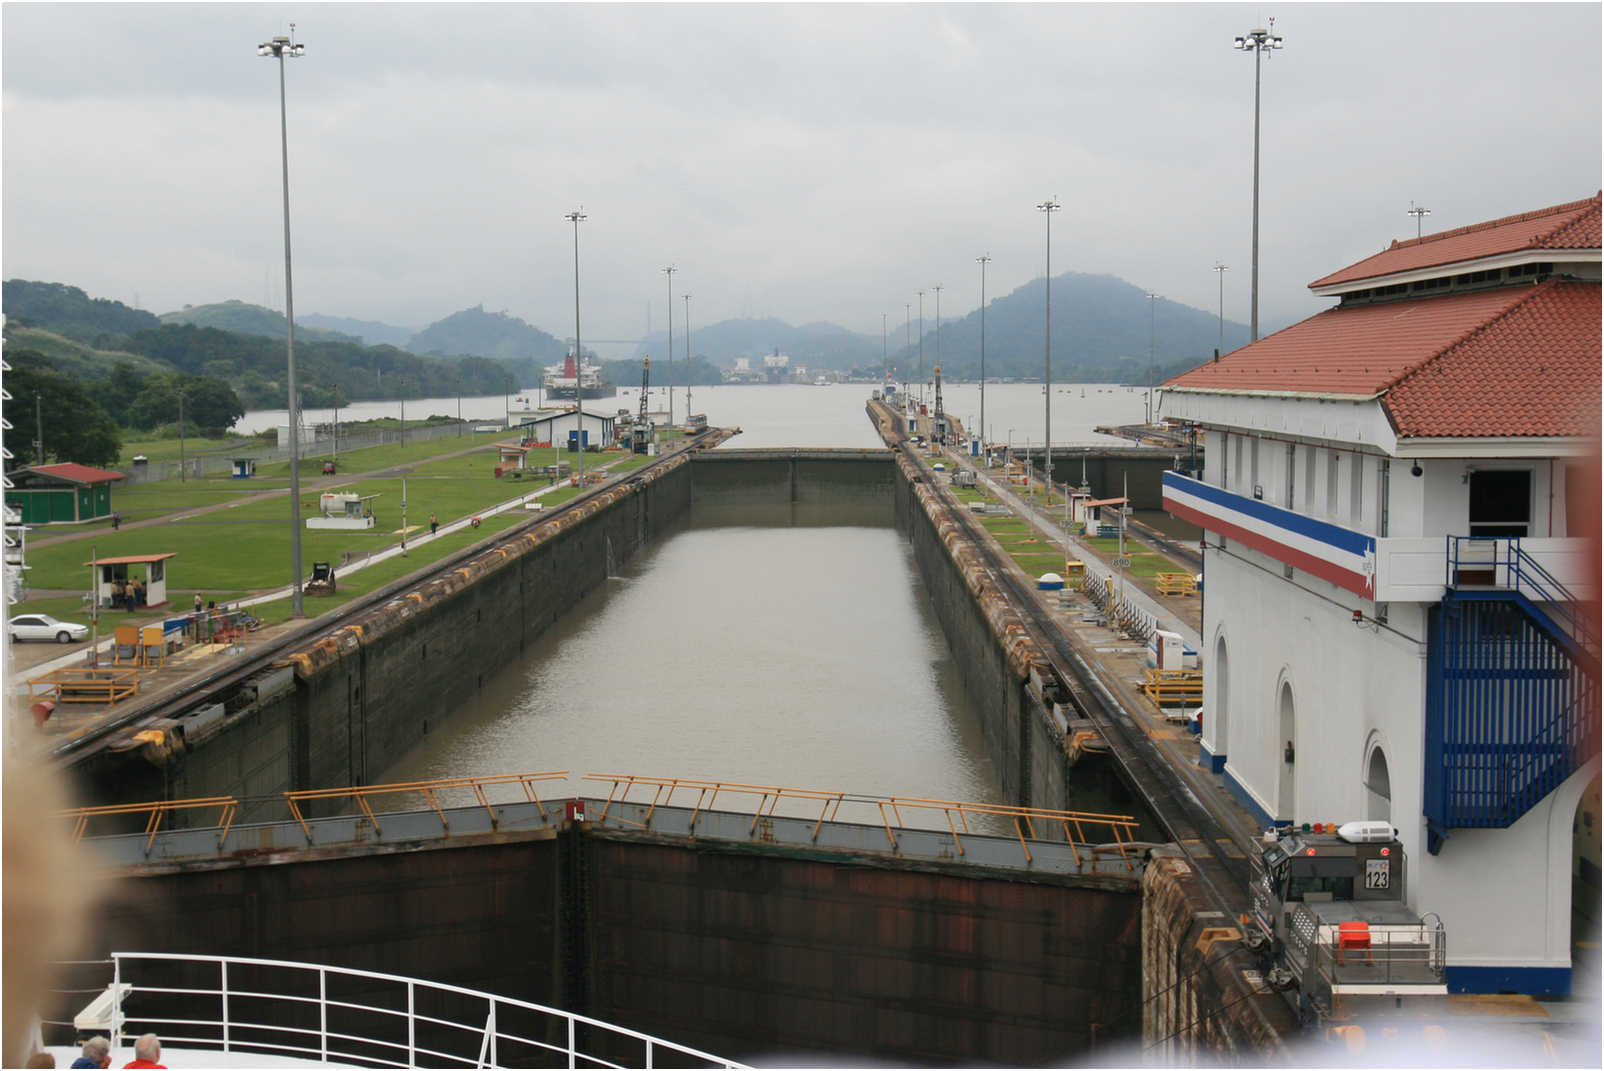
[[28, 668, 141, 705], [1154, 572, 1197, 597], [1141, 668, 1203, 709]]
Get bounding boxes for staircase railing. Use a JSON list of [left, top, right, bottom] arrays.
[[1445, 536, 1598, 659]]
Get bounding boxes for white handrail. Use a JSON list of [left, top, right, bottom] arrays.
[[103, 952, 746, 1069]]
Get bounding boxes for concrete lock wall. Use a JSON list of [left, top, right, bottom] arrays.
[[75, 825, 1141, 1067], [581, 832, 1141, 1065]]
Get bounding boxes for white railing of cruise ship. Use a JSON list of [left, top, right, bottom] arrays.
[[103, 952, 746, 1069]]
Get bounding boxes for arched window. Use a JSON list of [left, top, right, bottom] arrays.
[[1366, 747, 1391, 824]]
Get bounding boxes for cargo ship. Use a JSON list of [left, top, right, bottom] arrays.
[[543, 352, 616, 400]]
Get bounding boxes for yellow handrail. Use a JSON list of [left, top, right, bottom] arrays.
[[283, 771, 570, 841], [584, 773, 1143, 870], [59, 796, 239, 853]]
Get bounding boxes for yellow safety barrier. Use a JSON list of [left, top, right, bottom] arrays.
[[28, 667, 141, 705], [584, 773, 1144, 870], [1154, 572, 1196, 597], [284, 771, 570, 841], [60, 796, 239, 853], [1142, 668, 1204, 707]]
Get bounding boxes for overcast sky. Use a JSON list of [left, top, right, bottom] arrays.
[[4, 3, 1599, 349]]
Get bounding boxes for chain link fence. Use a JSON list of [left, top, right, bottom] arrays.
[[122, 420, 487, 484]]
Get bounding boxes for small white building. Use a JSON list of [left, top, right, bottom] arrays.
[[1160, 193, 1600, 996], [306, 492, 377, 530], [513, 409, 616, 452]]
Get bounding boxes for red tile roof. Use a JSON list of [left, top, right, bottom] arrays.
[[1384, 281, 1600, 439], [21, 463, 126, 484], [1164, 280, 1600, 439], [1310, 194, 1601, 289]]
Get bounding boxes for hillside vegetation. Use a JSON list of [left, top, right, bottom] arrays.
[[160, 299, 359, 344]]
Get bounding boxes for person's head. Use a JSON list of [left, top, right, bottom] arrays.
[[80, 1036, 110, 1067], [133, 1034, 160, 1063]]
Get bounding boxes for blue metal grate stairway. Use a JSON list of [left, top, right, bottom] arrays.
[[1425, 538, 1599, 854]]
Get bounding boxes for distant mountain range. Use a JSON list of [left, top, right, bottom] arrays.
[[4, 273, 1257, 403]]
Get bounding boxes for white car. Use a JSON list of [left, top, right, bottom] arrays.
[[9, 614, 90, 644]]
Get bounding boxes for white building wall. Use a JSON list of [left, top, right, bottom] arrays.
[[1205, 525, 1587, 978]]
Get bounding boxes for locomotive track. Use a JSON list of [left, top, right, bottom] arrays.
[[894, 433, 1257, 913]]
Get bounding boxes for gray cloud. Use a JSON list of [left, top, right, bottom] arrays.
[[4, 3, 1599, 351]]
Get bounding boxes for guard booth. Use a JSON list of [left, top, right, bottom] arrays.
[[87, 552, 177, 610], [231, 458, 257, 479]]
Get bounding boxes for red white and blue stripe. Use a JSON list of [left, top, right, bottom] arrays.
[[1163, 471, 1377, 599]]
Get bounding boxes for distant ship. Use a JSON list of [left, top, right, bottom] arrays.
[[543, 353, 617, 400]]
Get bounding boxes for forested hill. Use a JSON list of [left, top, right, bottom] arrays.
[[160, 300, 359, 344], [407, 305, 572, 364], [891, 272, 1254, 384], [3, 279, 160, 344], [2, 279, 517, 410]]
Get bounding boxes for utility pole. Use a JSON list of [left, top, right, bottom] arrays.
[[1234, 20, 1284, 342], [1038, 196, 1061, 494], [1146, 292, 1157, 426], [663, 265, 676, 426], [1408, 200, 1431, 239], [684, 292, 692, 421], [178, 389, 186, 483], [566, 209, 587, 487], [34, 392, 43, 466], [1214, 261, 1229, 353], [977, 254, 990, 465], [917, 289, 925, 407]]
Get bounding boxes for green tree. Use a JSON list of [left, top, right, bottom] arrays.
[[3, 352, 122, 468]]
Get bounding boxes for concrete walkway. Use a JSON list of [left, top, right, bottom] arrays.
[[940, 444, 1202, 652]]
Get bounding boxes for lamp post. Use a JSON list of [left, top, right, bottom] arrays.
[[1037, 197, 1060, 495], [1213, 261, 1229, 353], [882, 312, 887, 386], [1408, 200, 1431, 239], [662, 265, 676, 425], [259, 26, 307, 618], [977, 254, 990, 465], [683, 292, 692, 421], [1234, 21, 1283, 343], [567, 209, 587, 486], [177, 388, 186, 483], [933, 283, 942, 377], [904, 304, 911, 404], [1146, 291, 1157, 426], [917, 289, 925, 407]]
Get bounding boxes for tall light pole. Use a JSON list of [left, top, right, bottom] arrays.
[[259, 26, 306, 617], [662, 265, 676, 425], [683, 292, 692, 421], [567, 209, 587, 486], [1037, 197, 1060, 494], [881, 312, 888, 385], [177, 389, 186, 483], [1408, 200, 1431, 239], [904, 304, 911, 402], [1214, 261, 1229, 352], [917, 289, 925, 406], [932, 283, 943, 380], [977, 254, 990, 463], [1234, 21, 1283, 342], [1146, 291, 1158, 426]]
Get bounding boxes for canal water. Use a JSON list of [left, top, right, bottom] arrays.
[[307, 383, 1150, 817], [379, 502, 1005, 824]]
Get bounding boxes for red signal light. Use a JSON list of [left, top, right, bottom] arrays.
[[1380, 847, 1390, 856], [1306, 848, 1317, 856]]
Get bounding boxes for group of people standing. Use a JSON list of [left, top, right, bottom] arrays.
[[108, 578, 144, 610]]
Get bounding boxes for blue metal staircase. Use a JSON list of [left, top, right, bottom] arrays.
[[1424, 538, 1599, 854]]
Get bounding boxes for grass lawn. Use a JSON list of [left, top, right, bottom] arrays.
[[21, 448, 640, 593]]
